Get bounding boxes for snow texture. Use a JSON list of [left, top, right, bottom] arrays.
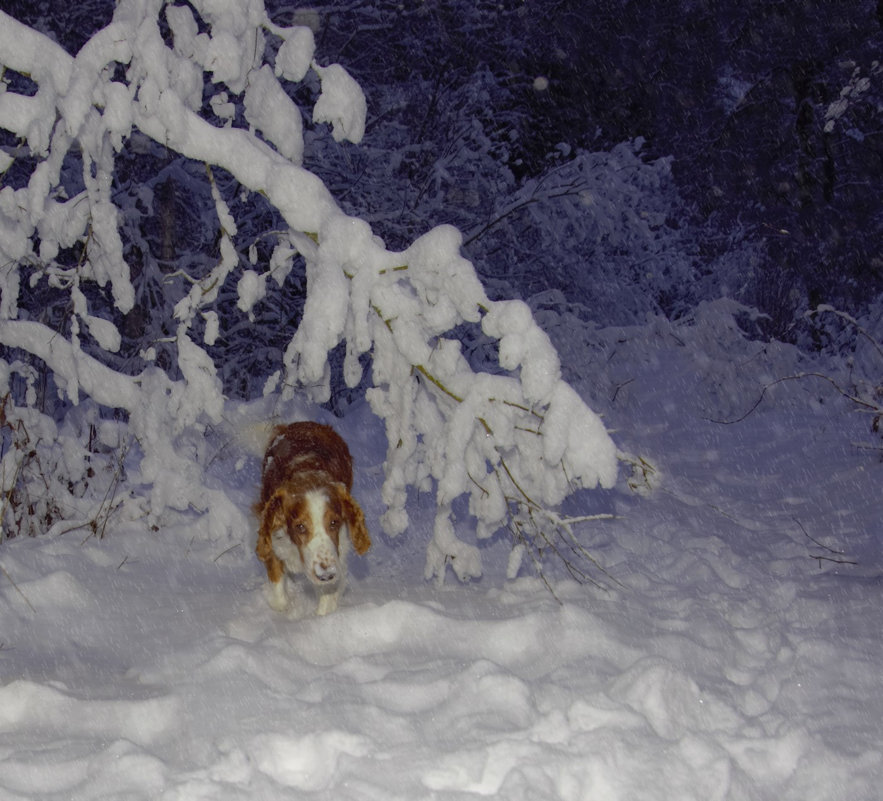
[[273, 25, 315, 83], [2, 8, 881, 796], [312, 62, 367, 144], [1, 321, 881, 800], [244, 64, 304, 164]]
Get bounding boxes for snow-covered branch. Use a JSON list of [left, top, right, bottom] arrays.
[[0, 1, 618, 580], [0, 320, 138, 409]]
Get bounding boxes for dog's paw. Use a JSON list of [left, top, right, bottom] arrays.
[[265, 580, 291, 612], [316, 593, 340, 616]]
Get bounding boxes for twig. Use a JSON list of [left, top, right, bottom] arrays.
[[78, 436, 131, 544], [794, 516, 858, 570], [499, 455, 538, 509], [852, 441, 883, 452], [213, 543, 241, 562], [463, 171, 588, 247], [491, 397, 544, 421], [508, 518, 562, 604], [810, 554, 858, 567], [95, 437, 131, 540], [0, 562, 36, 614], [415, 364, 463, 403], [705, 372, 879, 425], [793, 516, 845, 555], [793, 516, 858, 567], [808, 305, 883, 363], [611, 378, 634, 404], [553, 517, 625, 589], [503, 475, 621, 594]]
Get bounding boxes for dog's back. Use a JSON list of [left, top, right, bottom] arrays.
[[260, 422, 354, 506]]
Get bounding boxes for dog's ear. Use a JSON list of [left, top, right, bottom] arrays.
[[256, 492, 286, 549], [337, 486, 371, 555]]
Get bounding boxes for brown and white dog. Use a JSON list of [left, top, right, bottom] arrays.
[[254, 422, 371, 615]]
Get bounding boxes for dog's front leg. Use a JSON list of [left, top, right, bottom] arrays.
[[316, 585, 341, 616], [267, 576, 291, 611]]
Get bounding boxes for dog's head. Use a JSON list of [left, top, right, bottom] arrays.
[[259, 482, 371, 585]]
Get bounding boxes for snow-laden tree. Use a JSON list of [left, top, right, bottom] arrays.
[[0, 0, 617, 581]]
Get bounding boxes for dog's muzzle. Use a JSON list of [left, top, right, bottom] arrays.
[[312, 560, 339, 583]]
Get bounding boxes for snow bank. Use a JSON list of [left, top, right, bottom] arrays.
[[1, 317, 881, 800]]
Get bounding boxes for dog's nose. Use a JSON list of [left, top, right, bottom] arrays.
[[314, 562, 338, 582]]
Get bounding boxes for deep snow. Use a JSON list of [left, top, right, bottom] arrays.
[[1, 315, 882, 800]]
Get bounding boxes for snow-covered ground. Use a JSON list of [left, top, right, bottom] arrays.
[[2, 313, 881, 800]]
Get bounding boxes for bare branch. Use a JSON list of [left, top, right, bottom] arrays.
[[705, 372, 880, 425]]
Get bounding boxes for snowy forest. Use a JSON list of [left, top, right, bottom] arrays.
[[1, 1, 882, 799]]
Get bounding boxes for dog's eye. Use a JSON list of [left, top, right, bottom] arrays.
[[294, 523, 307, 535], [328, 519, 340, 530]]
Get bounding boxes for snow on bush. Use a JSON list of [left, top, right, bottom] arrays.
[[0, 1, 617, 581]]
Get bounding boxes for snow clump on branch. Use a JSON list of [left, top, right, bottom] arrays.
[[0, 0, 617, 582]]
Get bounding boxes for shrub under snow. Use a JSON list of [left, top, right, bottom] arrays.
[[0, 0, 617, 582]]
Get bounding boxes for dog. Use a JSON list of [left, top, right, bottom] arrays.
[[254, 422, 370, 615]]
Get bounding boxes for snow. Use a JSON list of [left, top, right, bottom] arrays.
[[1, 2, 881, 797], [273, 25, 315, 83], [2, 0, 619, 582], [0, 11, 70, 95], [2, 321, 882, 801], [312, 62, 368, 144], [243, 64, 304, 164], [235, 268, 267, 317], [0, 319, 140, 410]]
